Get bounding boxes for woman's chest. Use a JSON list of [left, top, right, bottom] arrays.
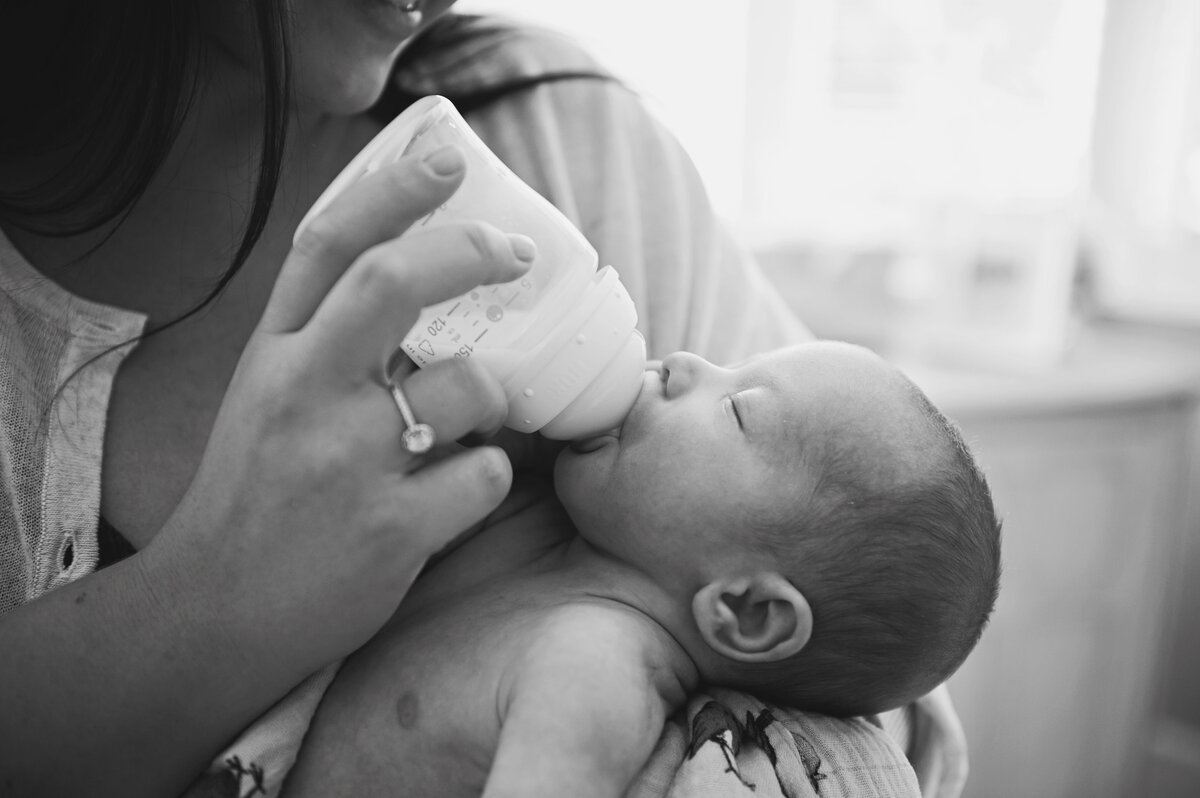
[[100, 310, 253, 548], [59, 116, 387, 548], [96, 227, 295, 547]]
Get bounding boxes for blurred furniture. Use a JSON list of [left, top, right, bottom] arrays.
[[903, 323, 1200, 798]]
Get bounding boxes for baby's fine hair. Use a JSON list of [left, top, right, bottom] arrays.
[[734, 381, 1002, 718]]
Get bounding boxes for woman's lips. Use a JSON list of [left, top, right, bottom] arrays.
[[365, 0, 433, 38]]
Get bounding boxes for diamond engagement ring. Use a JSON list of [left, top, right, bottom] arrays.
[[388, 379, 436, 454]]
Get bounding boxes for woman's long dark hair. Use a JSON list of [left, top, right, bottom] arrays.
[[0, 4, 616, 339], [0, 0, 290, 338]]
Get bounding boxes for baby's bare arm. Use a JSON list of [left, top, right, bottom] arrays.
[[483, 606, 683, 798]]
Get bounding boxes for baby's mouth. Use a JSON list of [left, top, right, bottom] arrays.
[[568, 430, 620, 455], [568, 364, 660, 454]]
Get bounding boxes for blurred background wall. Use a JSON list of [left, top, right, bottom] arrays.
[[460, 2, 1200, 796]]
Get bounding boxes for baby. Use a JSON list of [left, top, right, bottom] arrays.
[[283, 340, 1001, 797]]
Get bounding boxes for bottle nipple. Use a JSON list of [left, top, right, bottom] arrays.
[[540, 330, 647, 440]]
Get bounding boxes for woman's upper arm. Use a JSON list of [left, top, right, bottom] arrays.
[[464, 77, 815, 365]]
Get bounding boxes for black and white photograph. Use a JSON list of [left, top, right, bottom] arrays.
[[1, 2, 1197, 796]]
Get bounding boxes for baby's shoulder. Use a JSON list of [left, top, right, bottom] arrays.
[[519, 601, 681, 687], [535, 600, 660, 642], [506, 601, 679, 714]]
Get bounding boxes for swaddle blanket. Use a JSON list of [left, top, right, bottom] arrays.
[[181, 665, 339, 798], [628, 689, 921, 798], [183, 678, 919, 798]]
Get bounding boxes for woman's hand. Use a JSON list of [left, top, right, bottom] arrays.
[[0, 144, 534, 798], [910, 684, 969, 798], [148, 143, 535, 678]]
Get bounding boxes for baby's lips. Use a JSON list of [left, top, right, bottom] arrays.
[[568, 430, 620, 455], [569, 365, 657, 455]]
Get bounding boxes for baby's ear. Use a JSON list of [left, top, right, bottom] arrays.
[[692, 573, 812, 663]]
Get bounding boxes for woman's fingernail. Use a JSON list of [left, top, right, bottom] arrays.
[[422, 145, 463, 176], [508, 233, 538, 263]]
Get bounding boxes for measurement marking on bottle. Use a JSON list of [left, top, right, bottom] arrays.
[[447, 302, 461, 316], [504, 291, 520, 307], [474, 329, 489, 343]]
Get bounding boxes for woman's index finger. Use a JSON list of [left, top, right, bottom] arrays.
[[258, 147, 466, 336]]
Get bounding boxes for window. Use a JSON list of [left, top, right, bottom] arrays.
[[1089, 0, 1200, 324], [456, 0, 749, 218], [457, 1, 1197, 356]]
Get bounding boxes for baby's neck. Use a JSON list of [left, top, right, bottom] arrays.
[[512, 536, 705, 696], [551, 535, 707, 677], [403, 478, 703, 685], [557, 536, 682, 619]]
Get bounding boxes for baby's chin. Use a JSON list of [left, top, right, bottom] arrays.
[[553, 438, 607, 496], [552, 436, 620, 529]]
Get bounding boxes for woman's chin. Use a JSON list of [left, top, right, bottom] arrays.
[[298, 74, 390, 117], [291, 45, 397, 116]]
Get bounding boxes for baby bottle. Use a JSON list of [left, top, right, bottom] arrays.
[[294, 95, 646, 440]]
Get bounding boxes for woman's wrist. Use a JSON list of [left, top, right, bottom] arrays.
[[142, 502, 357, 690], [0, 545, 297, 797]]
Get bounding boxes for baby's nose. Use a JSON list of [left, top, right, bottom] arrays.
[[660, 351, 714, 396]]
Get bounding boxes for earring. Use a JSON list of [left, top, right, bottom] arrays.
[[398, 1, 423, 27]]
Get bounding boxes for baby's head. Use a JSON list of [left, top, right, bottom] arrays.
[[555, 341, 1001, 717]]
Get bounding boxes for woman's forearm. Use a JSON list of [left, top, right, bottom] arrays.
[[0, 546, 304, 798]]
